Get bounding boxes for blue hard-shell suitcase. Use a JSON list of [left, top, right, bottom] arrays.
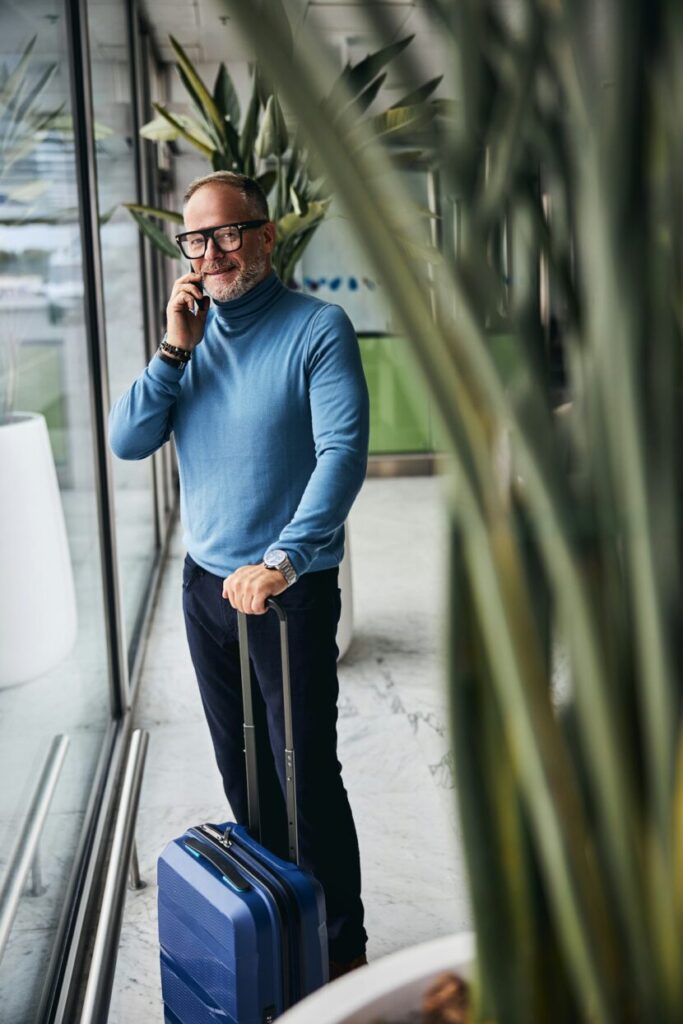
[[157, 599, 329, 1023]]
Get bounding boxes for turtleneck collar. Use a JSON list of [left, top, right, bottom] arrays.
[[211, 269, 285, 325]]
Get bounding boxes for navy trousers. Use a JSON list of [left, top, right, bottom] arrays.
[[181, 553, 367, 962]]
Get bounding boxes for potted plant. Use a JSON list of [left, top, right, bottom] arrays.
[[228, 0, 683, 1021], [125, 14, 442, 661], [278, 933, 475, 1024], [124, 27, 442, 286]]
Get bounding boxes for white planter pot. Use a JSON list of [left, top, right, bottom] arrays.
[[279, 932, 475, 1024], [336, 524, 353, 662], [0, 413, 77, 687]]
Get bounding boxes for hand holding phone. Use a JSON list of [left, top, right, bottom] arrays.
[[193, 276, 209, 315], [166, 271, 210, 352]]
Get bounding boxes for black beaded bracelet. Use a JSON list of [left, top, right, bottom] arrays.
[[160, 340, 191, 363], [157, 350, 186, 370]]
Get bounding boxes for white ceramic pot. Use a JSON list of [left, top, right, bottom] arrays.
[[0, 412, 77, 686], [279, 932, 475, 1024], [336, 524, 353, 662]]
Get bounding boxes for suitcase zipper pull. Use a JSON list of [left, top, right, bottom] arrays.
[[201, 823, 232, 848]]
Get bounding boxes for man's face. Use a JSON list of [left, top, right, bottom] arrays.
[[183, 185, 276, 302]]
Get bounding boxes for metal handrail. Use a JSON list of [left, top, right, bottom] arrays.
[[78, 727, 149, 1024], [0, 733, 70, 962]]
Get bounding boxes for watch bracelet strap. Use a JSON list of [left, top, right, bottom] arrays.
[[272, 554, 297, 586]]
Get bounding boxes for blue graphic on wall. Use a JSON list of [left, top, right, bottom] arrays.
[[302, 276, 377, 292]]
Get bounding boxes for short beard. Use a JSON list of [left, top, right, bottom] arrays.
[[205, 246, 269, 302]]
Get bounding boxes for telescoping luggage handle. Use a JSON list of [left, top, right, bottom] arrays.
[[237, 599, 299, 865]]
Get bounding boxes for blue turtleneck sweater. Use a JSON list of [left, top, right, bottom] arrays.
[[108, 271, 369, 578]]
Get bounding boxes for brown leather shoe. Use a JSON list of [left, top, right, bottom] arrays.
[[328, 952, 368, 982]]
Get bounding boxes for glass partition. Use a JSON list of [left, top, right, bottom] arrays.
[[0, 5, 112, 1020], [88, 0, 158, 653]]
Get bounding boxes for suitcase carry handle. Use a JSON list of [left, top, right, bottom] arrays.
[[184, 835, 251, 892], [237, 599, 300, 865]]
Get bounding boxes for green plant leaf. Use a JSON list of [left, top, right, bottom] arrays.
[[47, 114, 114, 140], [3, 62, 57, 150], [1, 134, 44, 174], [254, 93, 288, 158], [30, 102, 65, 135], [0, 35, 36, 112], [276, 198, 330, 239], [240, 74, 262, 174], [362, 104, 434, 140], [213, 61, 241, 127], [5, 179, 48, 202], [430, 98, 459, 119], [126, 207, 181, 260], [328, 35, 414, 107], [337, 72, 387, 121], [390, 75, 443, 109], [257, 170, 277, 196], [140, 112, 214, 150], [139, 114, 182, 142], [397, 236, 444, 264], [99, 205, 118, 225], [387, 149, 427, 169], [224, 119, 242, 168], [169, 35, 227, 146], [277, 222, 319, 285], [152, 103, 215, 158], [254, 0, 292, 60], [289, 185, 308, 217], [123, 202, 184, 225]]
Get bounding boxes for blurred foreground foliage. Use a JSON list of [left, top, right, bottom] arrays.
[[228, 0, 683, 1020]]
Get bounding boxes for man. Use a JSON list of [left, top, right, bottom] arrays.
[[109, 170, 369, 979]]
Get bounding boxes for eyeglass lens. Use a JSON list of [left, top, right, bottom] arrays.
[[181, 225, 242, 258]]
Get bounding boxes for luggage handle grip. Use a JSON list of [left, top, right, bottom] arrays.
[[184, 835, 251, 892], [237, 599, 300, 866]]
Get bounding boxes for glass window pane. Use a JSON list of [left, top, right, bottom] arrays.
[[88, 0, 158, 652], [0, 7, 112, 1020]]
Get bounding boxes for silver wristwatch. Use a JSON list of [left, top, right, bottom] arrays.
[[263, 549, 297, 586]]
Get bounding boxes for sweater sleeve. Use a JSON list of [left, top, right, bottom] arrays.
[[265, 304, 369, 576], [108, 352, 185, 461]]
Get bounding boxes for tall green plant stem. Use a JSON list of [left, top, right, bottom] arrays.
[[226, 3, 662, 1012], [223, 4, 668, 1017], [549, 14, 681, 1008]]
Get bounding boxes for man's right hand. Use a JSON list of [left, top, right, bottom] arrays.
[[166, 272, 210, 352]]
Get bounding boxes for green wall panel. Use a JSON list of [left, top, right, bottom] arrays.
[[358, 333, 436, 454]]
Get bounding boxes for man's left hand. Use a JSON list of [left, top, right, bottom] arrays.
[[222, 563, 288, 614]]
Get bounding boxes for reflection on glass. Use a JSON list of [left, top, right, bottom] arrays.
[[88, 0, 158, 651], [0, 6, 111, 1020]]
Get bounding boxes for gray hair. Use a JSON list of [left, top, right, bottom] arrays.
[[182, 171, 269, 219]]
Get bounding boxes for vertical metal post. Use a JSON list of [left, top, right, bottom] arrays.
[[0, 736, 70, 961], [128, 842, 146, 891], [126, 0, 163, 553], [28, 851, 44, 898], [78, 730, 149, 1024], [237, 612, 262, 843], [64, 0, 130, 718], [265, 600, 300, 866], [126, 0, 169, 566]]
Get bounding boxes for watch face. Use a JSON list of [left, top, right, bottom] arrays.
[[265, 549, 286, 567]]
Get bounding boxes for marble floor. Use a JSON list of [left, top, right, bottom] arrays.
[[108, 474, 472, 1022]]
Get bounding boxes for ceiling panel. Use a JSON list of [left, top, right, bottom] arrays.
[[140, 0, 254, 63], [139, 0, 447, 93]]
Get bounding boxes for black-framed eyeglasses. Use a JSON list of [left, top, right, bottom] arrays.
[[175, 219, 267, 259]]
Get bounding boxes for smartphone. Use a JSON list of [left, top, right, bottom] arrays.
[[191, 270, 204, 315]]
